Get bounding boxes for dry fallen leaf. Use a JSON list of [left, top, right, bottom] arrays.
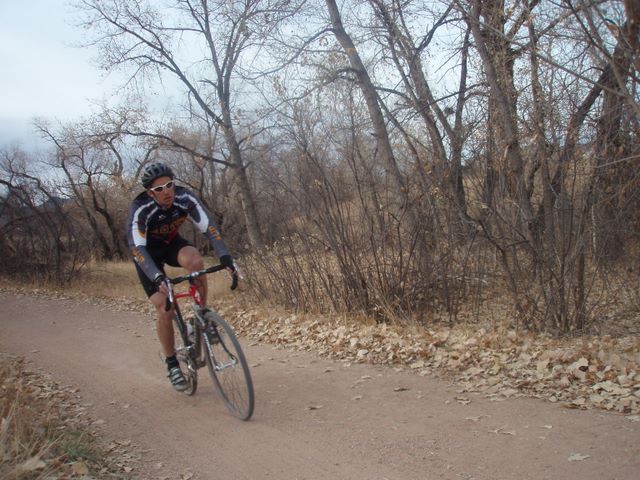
[[18, 456, 45, 472], [71, 461, 90, 475], [465, 415, 488, 422], [489, 427, 516, 435], [568, 453, 591, 462]]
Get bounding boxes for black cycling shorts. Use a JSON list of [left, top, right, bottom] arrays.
[[134, 236, 195, 297]]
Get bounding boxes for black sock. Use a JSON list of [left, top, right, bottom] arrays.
[[166, 355, 179, 369]]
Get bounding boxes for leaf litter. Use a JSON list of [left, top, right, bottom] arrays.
[[213, 298, 640, 416], [0, 352, 138, 479]]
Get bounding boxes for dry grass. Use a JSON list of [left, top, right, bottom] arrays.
[[72, 261, 146, 299], [0, 354, 124, 480], [59, 259, 235, 303]]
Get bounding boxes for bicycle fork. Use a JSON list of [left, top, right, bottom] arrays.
[[187, 306, 215, 370], [195, 307, 238, 372]]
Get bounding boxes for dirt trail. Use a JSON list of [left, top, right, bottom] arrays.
[[1, 291, 638, 480]]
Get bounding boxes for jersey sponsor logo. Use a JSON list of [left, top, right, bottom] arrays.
[[136, 225, 147, 238], [208, 225, 222, 240], [150, 217, 187, 236], [132, 248, 145, 264]]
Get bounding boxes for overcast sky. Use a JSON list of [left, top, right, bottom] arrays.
[[0, 0, 120, 148]]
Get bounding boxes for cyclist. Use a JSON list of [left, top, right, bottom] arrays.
[[127, 161, 236, 391]]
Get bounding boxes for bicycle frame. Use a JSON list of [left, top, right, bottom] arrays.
[[166, 264, 234, 309], [166, 264, 237, 369], [171, 279, 207, 372], [174, 282, 205, 307]]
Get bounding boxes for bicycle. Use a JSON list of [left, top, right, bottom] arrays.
[[164, 264, 255, 421]]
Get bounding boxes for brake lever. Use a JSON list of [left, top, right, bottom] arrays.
[[230, 270, 239, 291], [228, 262, 244, 291]]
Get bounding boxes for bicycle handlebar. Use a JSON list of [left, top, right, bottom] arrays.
[[169, 264, 237, 287], [163, 264, 239, 311]]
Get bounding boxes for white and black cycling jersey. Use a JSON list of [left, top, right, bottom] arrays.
[[126, 186, 229, 281]]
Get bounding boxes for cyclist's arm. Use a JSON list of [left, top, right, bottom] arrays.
[[126, 202, 164, 282], [186, 193, 230, 259], [131, 244, 164, 282]]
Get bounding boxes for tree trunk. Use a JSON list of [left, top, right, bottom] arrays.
[[220, 106, 263, 249], [325, 0, 408, 201], [592, 35, 632, 263], [469, 0, 536, 247]]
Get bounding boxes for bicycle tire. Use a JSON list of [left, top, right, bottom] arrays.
[[202, 311, 254, 420], [173, 312, 198, 396]]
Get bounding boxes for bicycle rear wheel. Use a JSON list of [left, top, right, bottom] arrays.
[[173, 312, 198, 396], [202, 311, 254, 420]]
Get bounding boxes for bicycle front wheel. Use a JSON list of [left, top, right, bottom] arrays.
[[202, 311, 254, 420]]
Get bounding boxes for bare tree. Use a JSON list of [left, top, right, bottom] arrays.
[[5, 0, 633, 335], [36, 118, 153, 259], [0, 147, 84, 281], [78, 0, 301, 249], [324, 0, 409, 203], [561, 1, 639, 262], [366, 0, 472, 225]]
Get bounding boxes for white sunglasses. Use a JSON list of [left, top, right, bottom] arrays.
[[149, 180, 175, 193]]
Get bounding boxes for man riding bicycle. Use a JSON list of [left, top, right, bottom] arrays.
[[127, 161, 236, 391]]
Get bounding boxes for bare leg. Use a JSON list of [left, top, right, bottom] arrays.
[[150, 291, 175, 357]]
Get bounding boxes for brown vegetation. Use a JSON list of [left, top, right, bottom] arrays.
[[1, 0, 639, 336], [0, 353, 130, 479]]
